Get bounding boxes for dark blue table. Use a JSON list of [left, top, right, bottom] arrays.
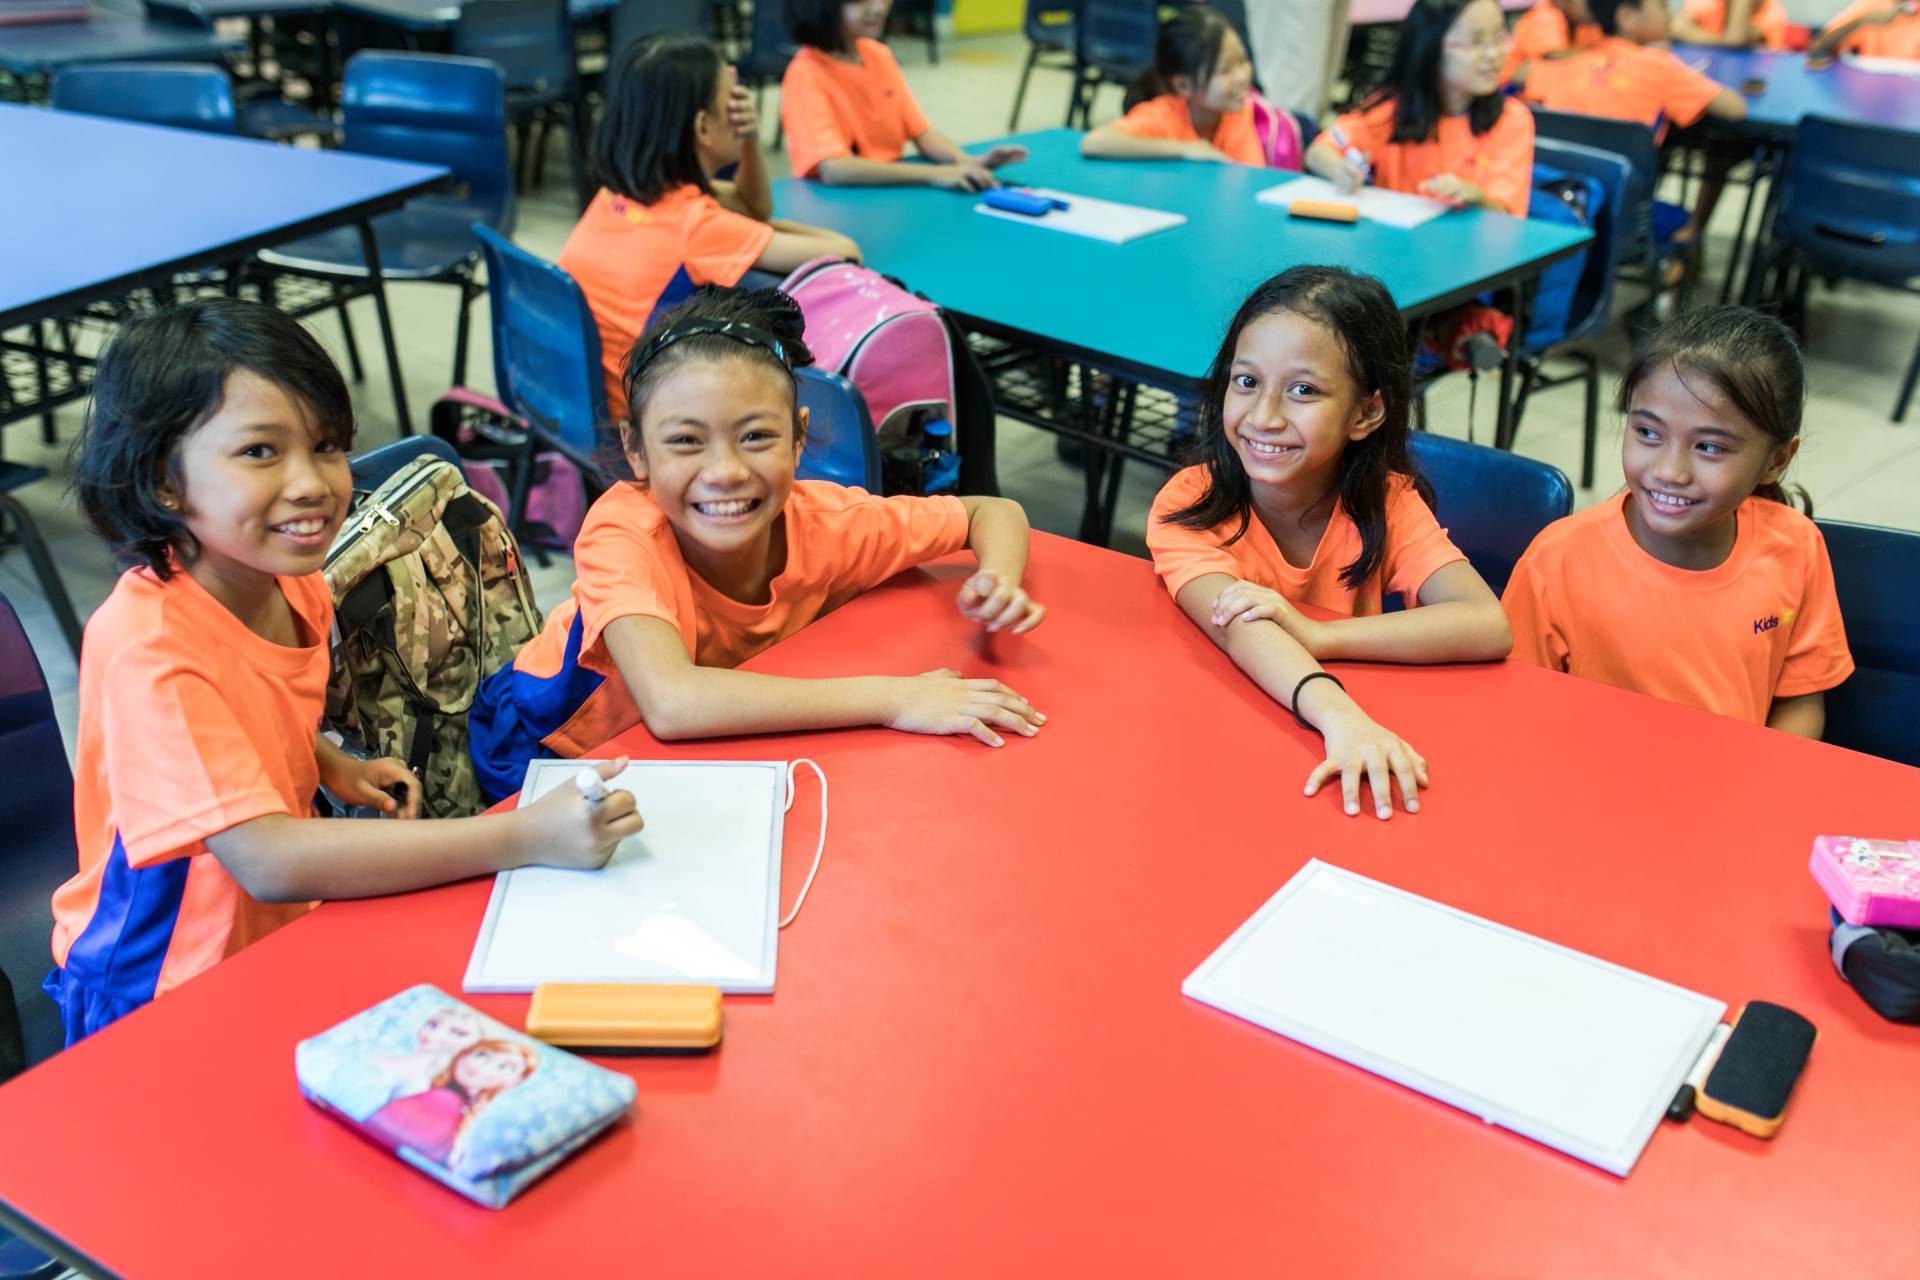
[[0, 11, 238, 77], [0, 103, 448, 429], [1674, 46, 1920, 301], [334, 0, 610, 33], [777, 129, 1591, 538]]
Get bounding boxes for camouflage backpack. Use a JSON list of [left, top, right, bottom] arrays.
[[323, 455, 541, 818]]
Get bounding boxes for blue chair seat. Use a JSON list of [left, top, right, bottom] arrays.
[[236, 94, 338, 144], [1407, 431, 1572, 596], [259, 199, 490, 280]]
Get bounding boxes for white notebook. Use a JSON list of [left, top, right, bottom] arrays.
[[1255, 174, 1452, 229], [973, 188, 1187, 243], [1183, 860, 1725, 1176], [464, 759, 786, 994], [1844, 54, 1920, 77]]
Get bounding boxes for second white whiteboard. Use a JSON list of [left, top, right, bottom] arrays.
[[464, 759, 786, 994]]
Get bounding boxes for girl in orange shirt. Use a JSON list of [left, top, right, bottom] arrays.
[[48, 301, 642, 1044], [1146, 267, 1512, 821], [1503, 308, 1853, 736], [469, 290, 1048, 799], [1307, 0, 1534, 216], [563, 33, 858, 422], [780, 0, 1028, 188], [1081, 5, 1300, 169]]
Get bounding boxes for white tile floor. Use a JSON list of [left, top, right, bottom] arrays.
[[6, 29, 1918, 760]]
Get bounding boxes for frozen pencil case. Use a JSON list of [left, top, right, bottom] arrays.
[[294, 983, 637, 1208], [1809, 836, 1920, 928], [982, 187, 1061, 217]]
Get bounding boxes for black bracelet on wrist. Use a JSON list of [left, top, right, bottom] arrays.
[[1289, 671, 1345, 731]]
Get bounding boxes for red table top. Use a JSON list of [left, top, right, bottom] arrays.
[[4, 532, 1918, 1278]]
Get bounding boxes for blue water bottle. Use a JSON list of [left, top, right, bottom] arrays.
[[918, 418, 960, 496]]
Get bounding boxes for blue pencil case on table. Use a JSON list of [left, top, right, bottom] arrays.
[[294, 984, 636, 1209]]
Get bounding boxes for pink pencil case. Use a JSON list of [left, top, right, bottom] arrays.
[[1809, 836, 1920, 928]]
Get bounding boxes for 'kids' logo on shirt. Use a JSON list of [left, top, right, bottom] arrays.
[[1753, 607, 1798, 636]]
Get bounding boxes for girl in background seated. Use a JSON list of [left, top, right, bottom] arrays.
[[563, 33, 859, 423], [1503, 307, 1853, 737], [1307, 0, 1533, 215], [781, 0, 1028, 188], [469, 290, 1049, 801], [1147, 266, 1512, 821], [47, 301, 641, 1045], [1081, 5, 1300, 170]]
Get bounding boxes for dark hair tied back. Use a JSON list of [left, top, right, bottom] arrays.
[[1160, 265, 1430, 592], [1363, 0, 1505, 143], [597, 32, 724, 204], [621, 287, 816, 442], [1125, 5, 1233, 113], [1617, 304, 1808, 509]]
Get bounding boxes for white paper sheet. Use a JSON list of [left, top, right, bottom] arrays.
[[464, 759, 786, 994], [1843, 54, 1920, 77], [1183, 860, 1725, 1176], [972, 188, 1187, 243], [1255, 174, 1452, 229]]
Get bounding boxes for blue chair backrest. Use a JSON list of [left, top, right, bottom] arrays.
[[0, 594, 77, 1068], [1814, 518, 1920, 768], [50, 61, 238, 134], [1023, 0, 1077, 48], [795, 368, 884, 491], [342, 52, 515, 235], [1076, 0, 1156, 70], [349, 436, 465, 496], [1774, 116, 1920, 288], [1526, 137, 1628, 351], [471, 224, 608, 460], [1406, 432, 1572, 596], [1528, 107, 1657, 250], [455, 0, 576, 95], [741, 0, 795, 77]]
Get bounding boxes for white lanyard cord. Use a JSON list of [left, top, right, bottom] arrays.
[[778, 758, 828, 929]]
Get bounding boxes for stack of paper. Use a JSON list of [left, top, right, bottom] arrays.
[[973, 188, 1187, 243], [1255, 175, 1452, 229]]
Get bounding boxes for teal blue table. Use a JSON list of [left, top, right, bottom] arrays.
[[776, 130, 1591, 540]]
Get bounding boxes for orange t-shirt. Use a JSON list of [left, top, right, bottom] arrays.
[[1146, 468, 1466, 616], [1111, 94, 1267, 166], [1329, 95, 1536, 216], [1519, 36, 1724, 141], [780, 39, 933, 179], [507, 479, 971, 755], [1501, 493, 1854, 724], [1827, 0, 1920, 57], [1502, 1, 1604, 82], [1683, 0, 1792, 49], [558, 184, 775, 425], [50, 568, 325, 1014]]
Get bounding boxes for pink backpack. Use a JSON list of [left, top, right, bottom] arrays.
[[779, 258, 960, 453], [1249, 91, 1305, 172], [429, 387, 587, 554]]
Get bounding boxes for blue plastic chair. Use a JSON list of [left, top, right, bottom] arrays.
[[456, 0, 589, 209], [0, 466, 81, 659], [1814, 519, 1920, 768], [0, 593, 77, 1074], [1764, 117, 1920, 424], [736, 0, 793, 146], [258, 53, 515, 395], [1527, 107, 1669, 290], [1508, 137, 1631, 491], [795, 368, 885, 491], [1009, 0, 1078, 130], [470, 224, 608, 532], [50, 61, 239, 133], [1069, 0, 1156, 128], [1407, 432, 1572, 596], [349, 435, 465, 495]]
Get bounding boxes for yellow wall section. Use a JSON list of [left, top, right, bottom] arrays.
[[951, 0, 1026, 35]]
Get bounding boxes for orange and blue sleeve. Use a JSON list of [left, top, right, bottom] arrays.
[[573, 507, 691, 658], [100, 643, 294, 864], [1776, 529, 1856, 698]]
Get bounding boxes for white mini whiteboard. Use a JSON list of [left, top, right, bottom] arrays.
[[1844, 54, 1920, 77], [973, 188, 1187, 243], [1182, 860, 1725, 1176], [1255, 175, 1451, 229], [464, 759, 785, 994]]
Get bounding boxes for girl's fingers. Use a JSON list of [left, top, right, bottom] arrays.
[[980, 705, 1039, 736], [1011, 601, 1046, 634], [1392, 751, 1422, 815], [1365, 751, 1392, 820], [965, 718, 1005, 748], [1304, 757, 1340, 797], [1340, 762, 1363, 817]]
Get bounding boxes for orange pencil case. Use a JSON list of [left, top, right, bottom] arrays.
[[1288, 199, 1360, 223], [527, 983, 723, 1052]]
